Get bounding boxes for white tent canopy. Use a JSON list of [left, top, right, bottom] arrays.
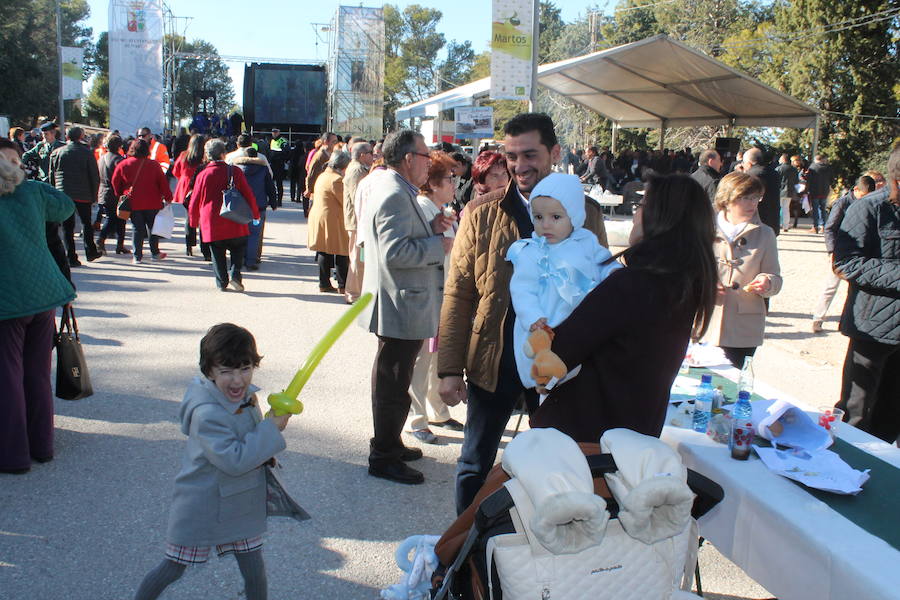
[[396, 34, 818, 131]]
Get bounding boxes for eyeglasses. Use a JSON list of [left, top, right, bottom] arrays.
[[409, 151, 431, 160], [735, 195, 763, 204]]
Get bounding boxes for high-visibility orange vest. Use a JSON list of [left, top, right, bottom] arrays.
[[149, 139, 171, 173]]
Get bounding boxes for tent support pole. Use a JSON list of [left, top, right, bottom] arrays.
[[658, 121, 666, 151], [529, 0, 540, 112], [811, 114, 821, 159], [611, 122, 618, 154]]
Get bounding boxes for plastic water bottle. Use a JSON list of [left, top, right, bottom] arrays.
[[692, 374, 714, 433], [729, 391, 753, 460], [738, 356, 755, 396]]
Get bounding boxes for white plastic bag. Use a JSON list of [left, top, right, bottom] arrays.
[[151, 203, 175, 239]]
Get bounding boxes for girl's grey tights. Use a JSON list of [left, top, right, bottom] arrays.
[[134, 550, 266, 600]]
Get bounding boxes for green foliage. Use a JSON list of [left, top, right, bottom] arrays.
[[760, 0, 900, 186], [0, 0, 93, 125], [164, 35, 235, 124], [383, 3, 476, 130], [83, 32, 108, 126]]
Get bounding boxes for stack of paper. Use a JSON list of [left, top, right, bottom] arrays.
[[684, 342, 730, 368], [753, 446, 870, 495]]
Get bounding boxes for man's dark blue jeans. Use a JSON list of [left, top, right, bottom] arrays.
[[455, 342, 537, 515]]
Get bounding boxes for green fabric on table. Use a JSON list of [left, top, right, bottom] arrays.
[[680, 367, 767, 404], [804, 439, 900, 552]]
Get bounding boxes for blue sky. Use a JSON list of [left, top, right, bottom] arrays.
[[84, 1, 597, 105]]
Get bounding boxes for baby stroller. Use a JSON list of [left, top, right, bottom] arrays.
[[431, 427, 723, 600]]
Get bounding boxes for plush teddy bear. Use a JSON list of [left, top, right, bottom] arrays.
[[524, 327, 568, 386]]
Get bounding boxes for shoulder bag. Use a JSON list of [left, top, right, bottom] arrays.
[[117, 158, 147, 220], [55, 304, 93, 400], [219, 164, 253, 224]]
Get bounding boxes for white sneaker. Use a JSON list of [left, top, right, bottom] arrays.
[[132, 256, 142, 264], [811, 320, 824, 333], [229, 280, 245, 292]]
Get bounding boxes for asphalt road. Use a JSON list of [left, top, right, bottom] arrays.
[[2, 200, 846, 599]]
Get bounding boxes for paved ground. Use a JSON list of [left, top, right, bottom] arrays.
[[0, 202, 847, 599]]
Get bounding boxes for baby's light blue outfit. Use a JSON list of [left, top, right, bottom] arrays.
[[507, 173, 621, 388]]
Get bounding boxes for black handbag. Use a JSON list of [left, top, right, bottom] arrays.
[[55, 304, 93, 400], [219, 165, 253, 224], [116, 158, 146, 220]]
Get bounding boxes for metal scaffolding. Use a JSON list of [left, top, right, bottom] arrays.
[[327, 6, 385, 139]]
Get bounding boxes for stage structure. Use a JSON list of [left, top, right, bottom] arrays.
[[327, 6, 385, 139]]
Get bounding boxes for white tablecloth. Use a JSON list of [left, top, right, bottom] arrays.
[[662, 370, 900, 600]]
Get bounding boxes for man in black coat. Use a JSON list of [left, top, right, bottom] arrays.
[[807, 155, 834, 233], [775, 153, 800, 232], [743, 147, 781, 236], [49, 127, 101, 264], [833, 144, 900, 443], [690, 148, 722, 205]]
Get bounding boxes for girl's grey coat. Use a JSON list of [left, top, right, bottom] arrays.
[[166, 376, 286, 546]]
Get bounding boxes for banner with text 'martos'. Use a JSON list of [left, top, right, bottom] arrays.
[[490, 0, 534, 101]]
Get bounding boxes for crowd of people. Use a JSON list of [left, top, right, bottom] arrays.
[[2, 112, 898, 599]]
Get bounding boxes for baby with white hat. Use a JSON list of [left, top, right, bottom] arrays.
[[506, 173, 621, 390]]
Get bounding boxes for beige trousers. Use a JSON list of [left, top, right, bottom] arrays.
[[406, 342, 451, 431], [345, 229, 364, 303]]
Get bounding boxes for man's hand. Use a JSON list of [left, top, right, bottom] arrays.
[[441, 237, 454, 255], [439, 376, 467, 407], [431, 213, 456, 235]]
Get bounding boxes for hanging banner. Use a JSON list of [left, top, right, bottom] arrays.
[[455, 107, 494, 138], [61, 47, 84, 100], [490, 0, 534, 101], [108, 0, 164, 134]]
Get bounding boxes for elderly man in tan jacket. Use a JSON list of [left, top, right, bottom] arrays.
[[343, 142, 373, 303]]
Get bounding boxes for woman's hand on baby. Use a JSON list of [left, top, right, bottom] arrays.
[[529, 318, 548, 331], [269, 413, 291, 431]]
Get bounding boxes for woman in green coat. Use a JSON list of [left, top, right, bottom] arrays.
[[0, 139, 76, 474]]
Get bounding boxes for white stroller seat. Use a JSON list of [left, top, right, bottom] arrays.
[[485, 427, 700, 600]]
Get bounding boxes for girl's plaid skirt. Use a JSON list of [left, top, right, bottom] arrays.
[[165, 536, 263, 565]]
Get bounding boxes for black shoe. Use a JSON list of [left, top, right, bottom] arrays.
[[31, 455, 53, 463], [399, 446, 423, 462], [68, 258, 82, 267], [368, 461, 424, 485], [186, 246, 193, 257], [430, 418, 465, 432], [86, 251, 101, 262], [247, 264, 259, 271]]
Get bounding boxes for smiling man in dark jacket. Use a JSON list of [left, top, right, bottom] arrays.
[[833, 144, 900, 443]]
